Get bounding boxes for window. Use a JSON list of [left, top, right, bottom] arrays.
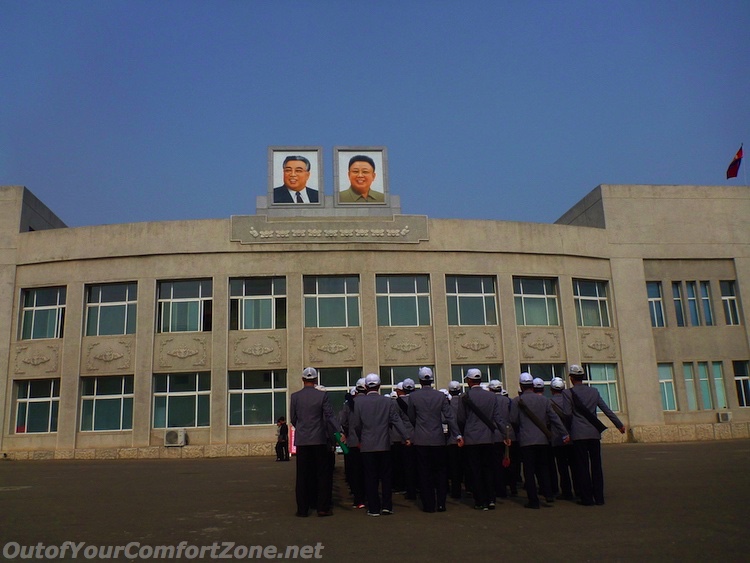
[[514, 277, 559, 326], [712, 362, 727, 409], [657, 364, 677, 411], [734, 361, 750, 407], [446, 275, 498, 326], [672, 283, 686, 327], [682, 363, 698, 411], [721, 281, 741, 325], [573, 280, 610, 327], [229, 277, 286, 330], [318, 367, 363, 416], [80, 376, 134, 431], [700, 281, 714, 326], [20, 287, 66, 340], [376, 275, 430, 326], [153, 373, 211, 428], [583, 363, 620, 411], [15, 379, 60, 433], [85, 283, 137, 336], [304, 276, 359, 328], [646, 282, 665, 327], [228, 370, 287, 425], [157, 280, 212, 333], [696, 362, 713, 410], [519, 364, 567, 397], [379, 366, 429, 395], [451, 364, 504, 391]]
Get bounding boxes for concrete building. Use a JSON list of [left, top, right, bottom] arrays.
[[1, 182, 748, 460]]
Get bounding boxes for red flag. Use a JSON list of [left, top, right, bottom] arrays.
[[726, 145, 743, 179]]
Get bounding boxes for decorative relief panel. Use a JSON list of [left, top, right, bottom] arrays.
[[381, 329, 433, 363], [156, 334, 210, 370], [519, 328, 563, 361], [579, 329, 619, 361], [231, 214, 429, 245], [13, 342, 61, 376], [229, 332, 285, 369], [82, 337, 134, 374], [450, 328, 501, 361], [306, 331, 361, 365]]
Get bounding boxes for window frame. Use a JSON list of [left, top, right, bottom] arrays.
[[721, 281, 741, 326], [152, 372, 211, 428], [514, 277, 560, 327], [20, 286, 66, 340], [573, 280, 611, 328], [229, 277, 286, 331], [303, 275, 360, 328], [657, 363, 677, 411], [157, 279, 213, 333], [228, 370, 287, 426], [376, 275, 431, 327], [85, 282, 138, 337], [733, 360, 750, 408], [647, 281, 666, 328], [446, 275, 498, 326], [15, 379, 60, 433], [582, 363, 621, 411], [80, 375, 134, 431]]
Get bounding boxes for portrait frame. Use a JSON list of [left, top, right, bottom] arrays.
[[268, 146, 324, 207], [334, 146, 389, 206]]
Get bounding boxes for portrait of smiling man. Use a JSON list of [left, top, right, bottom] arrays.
[[338, 154, 385, 203], [272, 154, 320, 204]]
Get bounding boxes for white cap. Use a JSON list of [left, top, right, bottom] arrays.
[[569, 364, 585, 376], [440, 388, 450, 398], [365, 373, 381, 388], [395, 382, 404, 391], [448, 380, 461, 391], [350, 387, 357, 396], [402, 378, 416, 391], [355, 378, 367, 392], [302, 367, 318, 380], [480, 382, 489, 390], [532, 377, 545, 389], [418, 366, 434, 381], [519, 372, 534, 385], [465, 368, 482, 381], [551, 377, 565, 391], [488, 379, 502, 391]]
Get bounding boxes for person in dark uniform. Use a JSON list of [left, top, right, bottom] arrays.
[[456, 368, 507, 511], [446, 380, 465, 499], [350, 374, 411, 516], [390, 382, 413, 494], [275, 416, 289, 461], [510, 372, 569, 509], [549, 377, 576, 500], [407, 367, 463, 513], [562, 364, 626, 506], [399, 377, 419, 501], [488, 380, 513, 503], [289, 367, 343, 517], [340, 380, 367, 509]]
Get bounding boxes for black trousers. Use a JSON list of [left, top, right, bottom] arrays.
[[361, 450, 393, 513], [521, 444, 552, 507], [295, 444, 333, 515], [573, 439, 604, 504], [415, 445, 448, 512], [465, 444, 494, 508], [446, 444, 464, 498], [551, 444, 575, 497], [275, 440, 289, 461], [390, 442, 406, 491], [347, 447, 366, 505]]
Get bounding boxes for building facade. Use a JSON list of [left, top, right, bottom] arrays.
[[1, 183, 748, 460]]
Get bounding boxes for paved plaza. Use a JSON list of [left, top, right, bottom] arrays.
[[1, 440, 748, 562]]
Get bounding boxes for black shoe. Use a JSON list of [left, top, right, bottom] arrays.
[[545, 497, 555, 503], [524, 502, 540, 509], [317, 510, 333, 517], [488, 502, 496, 510], [595, 500, 605, 506], [437, 506, 446, 512]]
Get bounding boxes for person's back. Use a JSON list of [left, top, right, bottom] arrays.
[[409, 386, 455, 445], [290, 386, 331, 446]]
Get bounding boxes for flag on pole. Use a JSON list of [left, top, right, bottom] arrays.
[[726, 144, 743, 179]]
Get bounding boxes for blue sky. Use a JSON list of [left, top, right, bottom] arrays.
[[2, 1, 749, 227]]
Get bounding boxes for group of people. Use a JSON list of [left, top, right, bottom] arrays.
[[288, 364, 625, 517]]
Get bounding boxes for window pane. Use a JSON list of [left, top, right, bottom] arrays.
[[317, 277, 345, 294], [275, 298, 286, 329], [170, 374, 196, 393], [153, 396, 166, 428], [168, 396, 196, 427], [458, 296, 485, 325], [713, 362, 727, 409], [29, 379, 53, 398], [244, 393, 272, 425], [97, 377, 123, 395], [197, 394, 210, 426], [32, 309, 56, 339], [417, 296, 431, 325], [26, 402, 51, 432], [246, 278, 272, 296], [318, 297, 347, 327], [683, 364, 698, 411], [274, 392, 286, 420], [485, 296, 497, 324], [171, 281, 200, 299], [698, 363, 713, 409], [122, 398, 133, 429], [388, 276, 415, 293], [35, 287, 61, 306], [94, 398, 122, 430], [447, 296, 459, 325], [244, 371, 272, 389], [229, 394, 243, 425], [228, 372, 243, 390], [580, 300, 601, 327], [304, 297, 317, 327], [319, 368, 348, 388], [126, 304, 137, 334], [100, 284, 128, 302], [81, 400, 94, 431], [347, 297, 359, 326], [391, 297, 417, 326], [376, 296, 389, 325], [198, 373, 211, 391], [98, 305, 126, 336], [244, 299, 272, 329], [456, 276, 482, 293], [524, 298, 548, 325], [171, 301, 199, 332]]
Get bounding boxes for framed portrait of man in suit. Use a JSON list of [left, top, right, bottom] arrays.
[[268, 146, 324, 206], [334, 147, 388, 206]]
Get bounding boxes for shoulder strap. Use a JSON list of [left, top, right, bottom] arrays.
[[570, 387, 608, 433], [396, 396, 408, 415], [518, 398, 553, 440], [462, 392, 497, 432]]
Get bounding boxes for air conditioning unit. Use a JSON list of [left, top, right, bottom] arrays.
[[717, 412, 732, 423], [164, 428, 187, 446]]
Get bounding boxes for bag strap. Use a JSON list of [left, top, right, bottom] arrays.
[[570, 387, 607, 433], [462, 392, 498, 432], [518, 398, 553, 441], [396, 396, 409, 415]]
